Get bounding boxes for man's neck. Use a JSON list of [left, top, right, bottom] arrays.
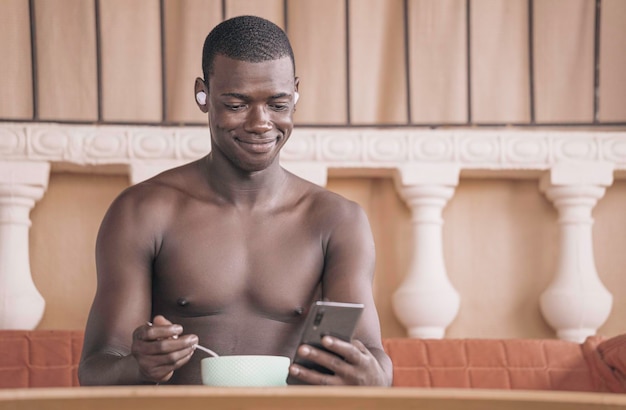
[[202, 153, 288, 208]]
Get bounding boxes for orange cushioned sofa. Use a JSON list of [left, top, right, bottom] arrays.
[[1, 330, 625, 392]]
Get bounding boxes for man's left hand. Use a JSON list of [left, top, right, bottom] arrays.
[[288, 337, 390, 386]]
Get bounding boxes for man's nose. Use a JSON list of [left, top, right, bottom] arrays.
[[244, 106, 272, 134]]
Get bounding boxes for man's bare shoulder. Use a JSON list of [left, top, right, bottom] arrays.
[[105, 160, 204, 223], [127, 159, 203, 196], [286, 172, 368, 227]]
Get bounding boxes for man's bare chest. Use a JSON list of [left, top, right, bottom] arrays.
[[151, 208, 326, 319]]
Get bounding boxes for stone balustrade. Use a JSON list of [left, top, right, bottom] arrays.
[[1, 123, 625, 341], [0, 160, 49, 329]]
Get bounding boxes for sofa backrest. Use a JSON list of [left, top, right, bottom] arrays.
[[383, 338, 598, 391], [0, 330, 82, 388], [1, 331, 624, 391]]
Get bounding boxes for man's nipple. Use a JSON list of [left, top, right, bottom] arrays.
[[177, 297, 190, 307]]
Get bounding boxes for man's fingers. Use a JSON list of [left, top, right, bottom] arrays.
[[152, 341, 197, 364], [134, 338, 197, 383], [136, 334, 198, 355], [152, 315, 173, 326], [141, 318, 183, 342], [341, 339, 371, 365], [288, 362, 341, 386], [289, 338, 380, 386], [145, 325, 183, 341], [131, 318, 198, 384], [292, 344, 349, 382], [320, 336, 366, 365]]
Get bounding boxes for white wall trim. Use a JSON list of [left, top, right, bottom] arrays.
[[1, 123, 625, 178]]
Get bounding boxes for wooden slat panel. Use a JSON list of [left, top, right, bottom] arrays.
[[99, 0, 162, 122], [533, 0, 594, 123], [599, 0, 626, 122], [349, 0, 408, 124], [408, 0, 468, 124], [35, 0, 98, 121], [164, 0, 222, 123], [3, 0, 624, 126], [470, 0, 530, 124], [0, 0, 33, 119], [225, 0, 284, 26], [287, 0, 347, 124]]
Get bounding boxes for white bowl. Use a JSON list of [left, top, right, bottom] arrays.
[[200, 355, 290, 387]]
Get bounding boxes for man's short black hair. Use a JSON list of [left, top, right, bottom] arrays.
[[202, 15, 295, 82]]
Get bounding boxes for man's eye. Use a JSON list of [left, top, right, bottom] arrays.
[[270, 104, 289, 111], [225, 103, 245, 111]]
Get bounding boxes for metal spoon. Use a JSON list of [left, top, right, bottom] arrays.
[[194, 344, 220, 357], [146, 321, 219, 357]]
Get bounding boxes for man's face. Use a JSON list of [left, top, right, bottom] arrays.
[[204, 55, 298, 173]]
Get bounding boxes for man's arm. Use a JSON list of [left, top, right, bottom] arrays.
[[78, 187, 197, 385], [288, 200, 393, 386]]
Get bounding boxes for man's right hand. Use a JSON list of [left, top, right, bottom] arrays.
[[131, 315, 199, 384]]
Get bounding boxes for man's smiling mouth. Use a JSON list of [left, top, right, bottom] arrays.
[[235, 137, 278, 154]]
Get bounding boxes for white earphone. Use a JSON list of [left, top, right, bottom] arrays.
[[196, 90, 296, 106], [196, 91, 207, 105]]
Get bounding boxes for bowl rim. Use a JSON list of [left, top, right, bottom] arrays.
[[200, 354, 290, 362]]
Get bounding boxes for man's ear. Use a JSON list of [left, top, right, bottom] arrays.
[[195, 77, 208, 113], [294, 77, 300, 106]]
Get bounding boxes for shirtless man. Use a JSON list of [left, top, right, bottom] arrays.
[[79, 15, 392, 386]]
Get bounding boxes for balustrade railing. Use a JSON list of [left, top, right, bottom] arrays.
[[1, 123, 625, 341]]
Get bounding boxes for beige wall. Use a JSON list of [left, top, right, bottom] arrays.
[[29, 174, 127, 330], [5, 0, 626, 338]]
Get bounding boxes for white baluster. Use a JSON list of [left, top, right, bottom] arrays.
[[392, 165, 460, 339], [0, 161, 50, 329], [539, 161, 614, 342]]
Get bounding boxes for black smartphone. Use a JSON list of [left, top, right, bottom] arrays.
[[286, 300, 364, 385]]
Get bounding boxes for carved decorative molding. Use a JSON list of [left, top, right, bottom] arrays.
[[1, 123, 625, 174]]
